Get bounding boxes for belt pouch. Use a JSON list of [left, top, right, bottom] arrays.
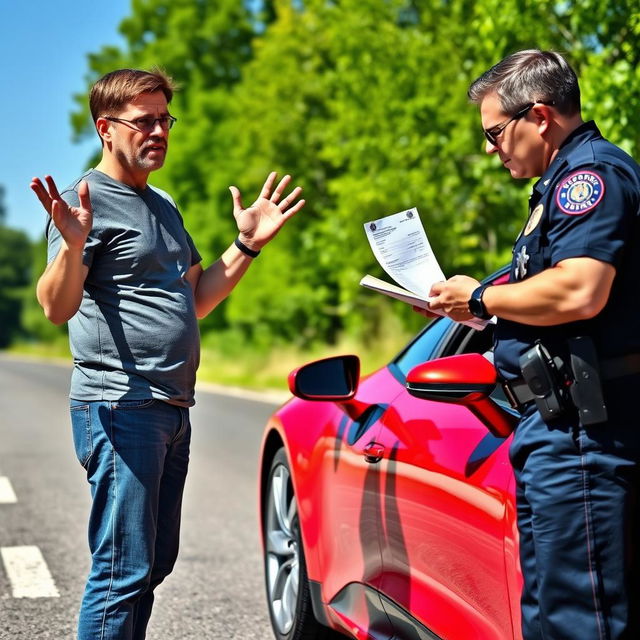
[[567, 336, 608, 426]]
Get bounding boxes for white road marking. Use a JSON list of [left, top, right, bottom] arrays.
[[1, 546, 60, 598], [0, 476, 17, 503]]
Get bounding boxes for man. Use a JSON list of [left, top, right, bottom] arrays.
[[426, 50, 640, 639], [31, 68, 304, 640]]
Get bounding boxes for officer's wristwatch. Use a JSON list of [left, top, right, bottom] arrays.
[[468, 284, 492, 320]]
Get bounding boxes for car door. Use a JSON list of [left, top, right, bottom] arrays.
[[315, 318, 454, 638], [373, 321, 518, 640], [313, 367, 403, 637]]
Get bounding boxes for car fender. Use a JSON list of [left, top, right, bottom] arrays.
[[259, 397, 345, 583]]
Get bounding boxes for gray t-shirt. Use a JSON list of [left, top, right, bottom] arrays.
[[47, 169, 202, 406]]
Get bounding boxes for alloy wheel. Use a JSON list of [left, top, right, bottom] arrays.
[[265, 462, 300, 635]]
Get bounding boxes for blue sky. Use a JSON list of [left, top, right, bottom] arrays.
[[0, 0, 131, 239]]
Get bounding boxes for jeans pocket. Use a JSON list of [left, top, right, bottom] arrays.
[[112, 399, 156, 410], [70, 404, 93, 468]]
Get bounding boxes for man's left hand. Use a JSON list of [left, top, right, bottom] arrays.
[[428, 275, 480, 322], [229, 172, 305, 251]]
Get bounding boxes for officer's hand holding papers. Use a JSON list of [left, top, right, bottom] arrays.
[[360, 208, 492, 330]]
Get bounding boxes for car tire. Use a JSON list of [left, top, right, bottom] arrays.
[[264, 447, 345, 640]]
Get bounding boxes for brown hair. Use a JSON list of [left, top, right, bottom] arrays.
[[89, 68, 176, 122]]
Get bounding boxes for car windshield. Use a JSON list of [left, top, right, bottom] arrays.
[[391, 317, 451, 379]]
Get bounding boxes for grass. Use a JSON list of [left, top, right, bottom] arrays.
[[6, 327, 413, 392], [197, 334, 408, 392], [7, 339, 72, 364]]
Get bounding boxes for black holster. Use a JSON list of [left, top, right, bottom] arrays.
[[519, 342, 572, 422], [518, 337, 608, 426]]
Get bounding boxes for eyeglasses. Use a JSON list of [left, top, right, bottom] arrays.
[[482, 103, 537, 146], [104, 115, 177, 133], [483, 101, 555, 146]]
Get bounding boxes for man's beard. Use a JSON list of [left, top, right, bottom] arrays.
[[116, 141, 166, 173]]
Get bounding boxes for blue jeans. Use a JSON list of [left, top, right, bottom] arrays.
[[70, 399, 191, 640]]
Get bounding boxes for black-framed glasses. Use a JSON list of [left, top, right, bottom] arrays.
[[483, 101, 554, 146], [104, 115, 177, 133]]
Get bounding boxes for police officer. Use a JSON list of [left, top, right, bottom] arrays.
[[427, 50, 640, 639]]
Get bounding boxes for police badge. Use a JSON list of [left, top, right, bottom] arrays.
[[516, 245, 530, 279], [524, 204, 544, 235]]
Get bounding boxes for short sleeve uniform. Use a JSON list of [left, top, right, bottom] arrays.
[[494, 122, 640, 379]]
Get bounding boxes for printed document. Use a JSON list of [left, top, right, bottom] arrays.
[[360, 207, 491, 330]]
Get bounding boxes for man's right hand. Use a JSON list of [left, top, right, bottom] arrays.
[[32, 176, 92, 325], [30, 176, 92, 248]]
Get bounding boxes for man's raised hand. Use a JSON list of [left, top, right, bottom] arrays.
[[229, 172, 305, 252], [30, 176, 92, 249]]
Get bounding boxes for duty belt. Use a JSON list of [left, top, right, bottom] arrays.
[[502, 352, 640, 410]]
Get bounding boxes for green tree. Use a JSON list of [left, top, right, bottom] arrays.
[[221, 0, 640, 343], [68, 0, 640, 350], [20, 237, 70, 345], [71, 0, 264, 338], [0, 187, 32, 347]]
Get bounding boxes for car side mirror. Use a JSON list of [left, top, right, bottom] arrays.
[[288, 355, 368, 420], [289, 354, 360, 400], [406, 353, 517, 438]]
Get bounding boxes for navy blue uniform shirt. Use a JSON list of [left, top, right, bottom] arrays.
[[494, 121, 640, 379]]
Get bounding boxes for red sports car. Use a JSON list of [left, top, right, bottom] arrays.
[[258, 268, 524, 640]]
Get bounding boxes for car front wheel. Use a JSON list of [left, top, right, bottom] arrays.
[[264, 447, 345, 640]]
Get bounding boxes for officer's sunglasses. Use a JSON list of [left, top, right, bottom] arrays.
[[483, 102, 554, 146]]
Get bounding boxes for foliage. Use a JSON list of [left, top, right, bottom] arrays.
[[55, 0, 640, 356], [20, 237, 70, 344], [0, 225, 32, 347]]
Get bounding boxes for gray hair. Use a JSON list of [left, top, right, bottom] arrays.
[[468, 50, 581, 116]]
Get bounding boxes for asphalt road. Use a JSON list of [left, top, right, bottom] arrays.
[[0, 354, 286, 639]]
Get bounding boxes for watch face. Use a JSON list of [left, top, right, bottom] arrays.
[[469, 286, 488, 319], [469, 298, 482, 317]]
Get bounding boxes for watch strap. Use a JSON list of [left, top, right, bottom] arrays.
[[469, 284, 492, 320]]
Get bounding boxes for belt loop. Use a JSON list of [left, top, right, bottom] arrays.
[[502, 381, 521, 410]]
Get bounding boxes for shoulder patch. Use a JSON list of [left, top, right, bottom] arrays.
[[556, 170, 605, 215]]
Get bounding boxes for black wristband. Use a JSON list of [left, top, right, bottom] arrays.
[[234, 236, 260, 258]]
